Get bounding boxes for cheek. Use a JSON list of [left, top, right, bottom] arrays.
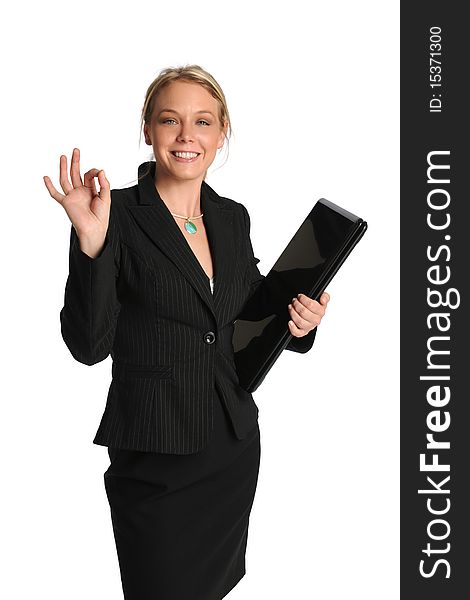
[[202, 131, 222, 150], [153, 127, 171, 146]]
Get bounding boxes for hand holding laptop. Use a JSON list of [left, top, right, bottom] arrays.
[[287, 292, 330, 338]]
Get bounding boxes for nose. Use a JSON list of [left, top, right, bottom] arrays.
[[177, 121, 195, 143]]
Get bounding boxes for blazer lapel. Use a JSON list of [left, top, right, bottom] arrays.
[[127, 162, 235, 324]]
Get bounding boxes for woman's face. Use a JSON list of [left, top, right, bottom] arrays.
[[144, 80, 227, 184]]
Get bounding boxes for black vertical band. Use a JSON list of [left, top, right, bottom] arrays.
[[401, 3, 468, 597]]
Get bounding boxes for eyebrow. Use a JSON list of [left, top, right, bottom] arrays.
[[157, 109, 215, 117]]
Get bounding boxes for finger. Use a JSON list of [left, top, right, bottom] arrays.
[[298, 292, 328, 311], [70, 148, 83, 188], [84, 168, 100, 196], [288, 316, 310, 337], [290, 301, 322, 329], [288, 303, 314, 330], [43, 175, 66, 204], [294, 293, 318, 311], [59, 155, 73, 195], [293, 295, 325, 320]]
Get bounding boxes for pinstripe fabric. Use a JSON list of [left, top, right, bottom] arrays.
[[60, 161, 316, 454]]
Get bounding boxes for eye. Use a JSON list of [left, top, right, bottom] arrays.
[[198, 120, 210, 126], [162, 118, 177, 124]]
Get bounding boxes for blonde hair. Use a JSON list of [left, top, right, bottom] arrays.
[[139, 64, 232, 180]]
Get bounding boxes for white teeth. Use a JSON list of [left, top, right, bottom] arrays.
[[174, 152, 199, 159]]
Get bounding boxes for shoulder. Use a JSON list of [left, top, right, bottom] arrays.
[[108, 184, 139, 224], [106, 185, 138, 236], [110, 183, 138, 206], [201, 180, 248, 220]]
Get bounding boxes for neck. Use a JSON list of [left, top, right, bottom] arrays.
[[154, 173, 203, 216]]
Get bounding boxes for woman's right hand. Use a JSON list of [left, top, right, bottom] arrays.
[[44, 148, 111, 258]]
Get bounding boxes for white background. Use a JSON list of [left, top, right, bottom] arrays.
[[1, 1, 399, 598]]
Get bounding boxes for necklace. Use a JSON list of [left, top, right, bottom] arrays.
[[170, 211, 204, 234]]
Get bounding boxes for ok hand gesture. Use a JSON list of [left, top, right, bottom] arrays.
[[44, 148, 111, 258]]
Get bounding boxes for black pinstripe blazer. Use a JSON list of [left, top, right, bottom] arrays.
[[60, 161, 317, 454]]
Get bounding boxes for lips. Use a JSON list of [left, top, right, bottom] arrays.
[[170, 151, 201, 163], [171, 151, 201, 157]]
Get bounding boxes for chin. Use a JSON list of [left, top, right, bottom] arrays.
[[173, 169, 206, 182]]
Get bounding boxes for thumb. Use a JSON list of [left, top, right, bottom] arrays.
[[90, 170, 111, 223], [97, 169, 110, 200]]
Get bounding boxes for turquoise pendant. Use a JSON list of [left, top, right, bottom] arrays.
[[184, 220, 197, 234]]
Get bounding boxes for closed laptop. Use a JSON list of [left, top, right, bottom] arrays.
[[232, 198, 368, 392]]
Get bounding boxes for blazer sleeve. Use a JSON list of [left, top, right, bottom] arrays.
[[240, 204, 317, 355], [59, 203, 121, 366]]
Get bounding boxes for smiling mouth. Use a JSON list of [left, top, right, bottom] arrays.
[[171, 151, 200, 159]]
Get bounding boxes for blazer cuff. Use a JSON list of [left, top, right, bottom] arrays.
[[285, 326, 317, 354], [70, 226, 113, 265]]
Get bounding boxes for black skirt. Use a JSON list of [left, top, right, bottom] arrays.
[[103, 386, 261, 600]]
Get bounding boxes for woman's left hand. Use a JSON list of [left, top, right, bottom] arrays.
[[287, 291, 330, 337]]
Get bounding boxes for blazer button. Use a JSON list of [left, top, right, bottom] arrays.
[[203, 331, 216, 344]]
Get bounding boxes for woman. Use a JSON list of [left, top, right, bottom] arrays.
[[44, 65, 330, 600]]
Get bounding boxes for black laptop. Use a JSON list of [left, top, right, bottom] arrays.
[[232, 198, 368, 392]]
